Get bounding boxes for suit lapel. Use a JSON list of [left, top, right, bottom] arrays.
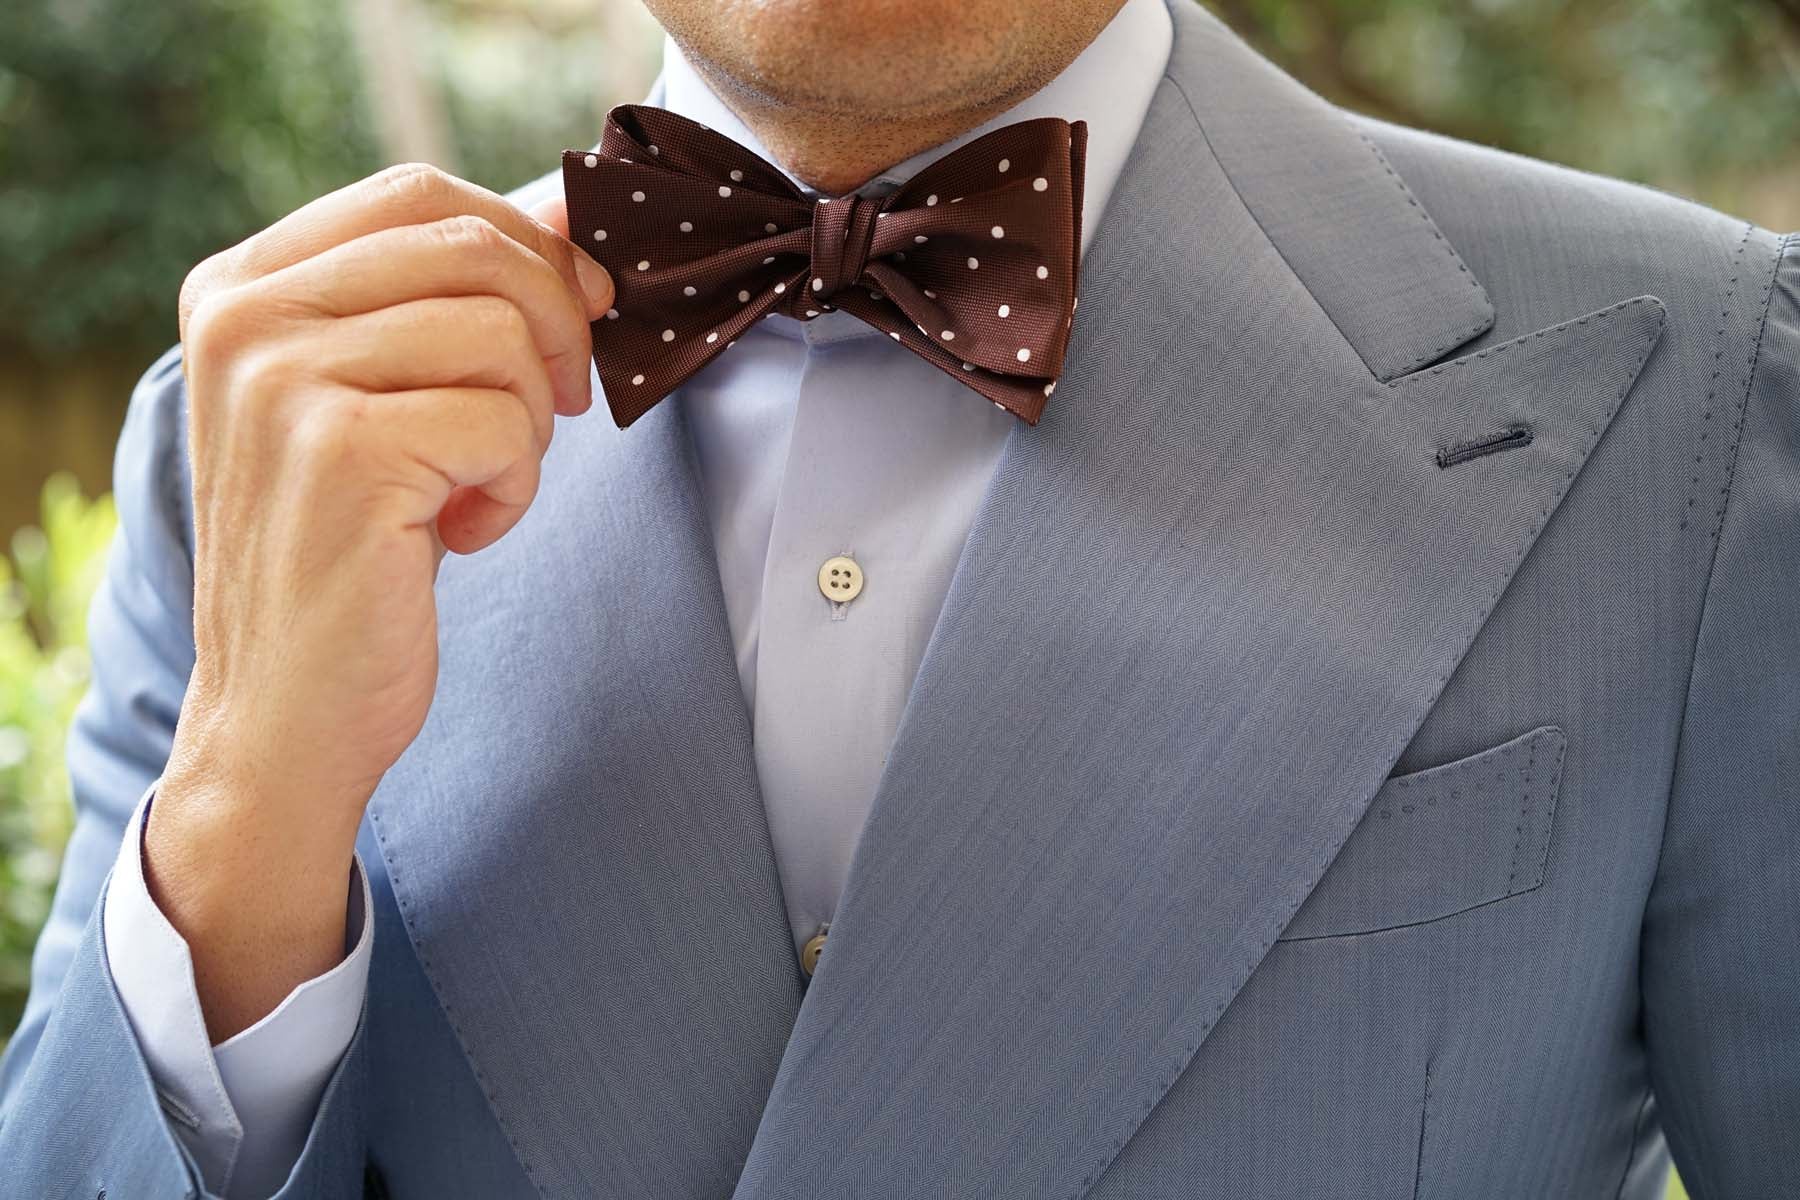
[[366, 396, 801, 1198], [732, 5, 1665, 1197]]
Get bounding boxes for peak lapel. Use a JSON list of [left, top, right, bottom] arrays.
[[733, 6, 1666, 1198], [1173, 5, 1497, 380], [366, 397, 801, 1198]]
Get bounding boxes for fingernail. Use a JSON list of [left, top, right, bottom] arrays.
[[573, 252, 614, 316]]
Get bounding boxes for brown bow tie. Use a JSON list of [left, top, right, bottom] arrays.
[[561, 105, 1088, 428]]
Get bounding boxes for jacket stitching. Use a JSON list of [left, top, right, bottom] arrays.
[[1280, 729, 1567, 943], [365, 814, 546, 1191], [1411, 1056, 1436, 1200], [1354, 131, 1495, 379], [1648, 229, 1788, 891], [1505, 745, 1538, 892], [1385, 296, 1662, 391]]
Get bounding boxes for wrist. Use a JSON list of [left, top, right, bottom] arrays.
[[147, 734, 365, 1040], [145, 776, 356, 917], [160, 692, 373, 863]]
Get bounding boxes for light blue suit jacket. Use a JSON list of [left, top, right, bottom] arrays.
[[4, 5, 1797, 1196]]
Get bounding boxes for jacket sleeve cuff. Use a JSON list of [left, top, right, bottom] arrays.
[[101, 783, 374, 1199]]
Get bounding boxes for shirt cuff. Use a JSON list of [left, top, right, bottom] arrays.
[[102, 783, 374, 1200]]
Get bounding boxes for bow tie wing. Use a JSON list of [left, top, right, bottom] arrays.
[[563, 106, 813, 426], [870, 120, 1084, 368], [838, 118, 1088, 424]]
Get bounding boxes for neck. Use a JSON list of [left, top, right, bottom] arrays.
[[686, 60, 1043, 195]]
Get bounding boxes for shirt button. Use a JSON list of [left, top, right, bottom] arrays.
[[801, 928, 829, 976], [818, 555, 864, 603]]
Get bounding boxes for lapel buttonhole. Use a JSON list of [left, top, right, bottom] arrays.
[[1436, 424, 1534, 469]]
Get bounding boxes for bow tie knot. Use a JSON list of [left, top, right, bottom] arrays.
[[563, 105, 1087, 427], [806, 193, 881, 306]]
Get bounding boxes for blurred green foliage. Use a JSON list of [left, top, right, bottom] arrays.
[[0, 475, 114, 1034], [0, 2, 376, 359], [1212, 0, 1800, 213]]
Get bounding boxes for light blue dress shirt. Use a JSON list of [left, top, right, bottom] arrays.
[[100, 2, 1173, 1195]]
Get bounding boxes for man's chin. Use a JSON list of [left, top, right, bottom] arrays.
[[652, 0, 1067, 115]]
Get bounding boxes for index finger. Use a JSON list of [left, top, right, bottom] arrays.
[[184, 162, 606, 333]]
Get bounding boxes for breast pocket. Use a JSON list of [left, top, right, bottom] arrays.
[[1278, 724, 1566, 941]]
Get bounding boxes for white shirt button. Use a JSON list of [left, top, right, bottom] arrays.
[[818, 555, 864, 603]]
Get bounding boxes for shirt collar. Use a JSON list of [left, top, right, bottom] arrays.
[[653, 0, 1172, 344]]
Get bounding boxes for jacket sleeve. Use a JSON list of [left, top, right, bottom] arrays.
[[102, 790, 375, 1198], [0, 345, 369, 1199], [1640, 232, 1800, 1197]]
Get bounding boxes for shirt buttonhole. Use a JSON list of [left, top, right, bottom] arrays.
[[155, 1087, 204, 1133]]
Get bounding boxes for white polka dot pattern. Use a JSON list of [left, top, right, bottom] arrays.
[[561, 103, 1087, 427]]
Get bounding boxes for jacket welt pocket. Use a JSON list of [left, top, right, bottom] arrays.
[[1278, 724, 1567, 941]]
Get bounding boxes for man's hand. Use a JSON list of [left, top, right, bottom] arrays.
[[144, 163, 609, 1040]]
